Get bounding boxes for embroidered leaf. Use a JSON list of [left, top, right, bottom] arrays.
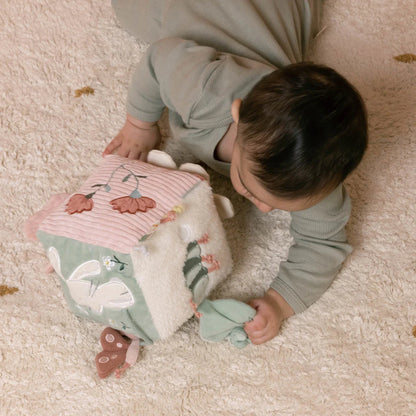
[[394, 53, 416, 63], [120, 322, 129, 330], [0, 285, 19, 296], [92, 184, 105, 187], [412, 326, 416, 337], [112, 256, 126, 271], [122, 174, 132, 182]]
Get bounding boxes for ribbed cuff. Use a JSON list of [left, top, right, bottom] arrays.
[[269, 278, 307, 314]]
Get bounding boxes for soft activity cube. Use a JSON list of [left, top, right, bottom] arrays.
[[34, 151, 234, 345]]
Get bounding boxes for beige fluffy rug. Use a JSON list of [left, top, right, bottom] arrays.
[[1, 1, 415, 415]]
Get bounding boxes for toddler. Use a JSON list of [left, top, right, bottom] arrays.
[[104, 0, 368, 344]]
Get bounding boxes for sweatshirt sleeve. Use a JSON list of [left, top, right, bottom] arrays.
[[127, 37, 273, 126], [270, 184, 353, 314]]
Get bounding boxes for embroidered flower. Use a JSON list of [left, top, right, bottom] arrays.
[[108, 319, 117, 327], [160, 211, 177, 224], [102, 256, 116, 271], [110, 192, 156, 214], [65, 193, 94, 214], [102, 255, 127, 271], [160, 205, 183, 224]]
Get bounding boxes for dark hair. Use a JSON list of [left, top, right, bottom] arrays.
[[238, 62, 368, 199]]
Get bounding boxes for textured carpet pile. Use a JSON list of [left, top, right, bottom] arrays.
[[1, 1, 415, 415]]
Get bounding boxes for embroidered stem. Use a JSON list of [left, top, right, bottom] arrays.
[[119, 165, 147, 198], [90, 164, 147, 197]]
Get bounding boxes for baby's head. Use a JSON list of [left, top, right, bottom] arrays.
[[229, 62, 368, 212]]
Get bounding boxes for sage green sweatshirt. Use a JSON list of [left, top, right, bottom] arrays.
[[112, 0, 352, 313]]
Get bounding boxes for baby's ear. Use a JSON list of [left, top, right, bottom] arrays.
[[213, 194, 234, 220], [231, 98, 242, 124], [147, 150, 177, 169], [179, 163, 210, 182]]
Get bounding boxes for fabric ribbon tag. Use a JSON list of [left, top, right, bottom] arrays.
[[196, 299, 256, 348]]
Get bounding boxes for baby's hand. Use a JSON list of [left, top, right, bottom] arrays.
[[103, 114, 161, 161], [244, 289, 294, 345]]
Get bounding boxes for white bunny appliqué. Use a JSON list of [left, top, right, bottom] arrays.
[[47, 247, 135, 315]]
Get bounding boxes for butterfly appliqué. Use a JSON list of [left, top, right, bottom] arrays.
[[95, 327, 141, 379]]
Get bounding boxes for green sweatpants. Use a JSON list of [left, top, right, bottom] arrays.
[[112, 0, 322, 67]]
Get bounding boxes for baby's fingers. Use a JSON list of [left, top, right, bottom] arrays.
[[103, 135, 123, 156], [127, 149, 149, 161], [138, 151, 148, 162], [247, 330, 275, 345], [244, 313, 267, 333]]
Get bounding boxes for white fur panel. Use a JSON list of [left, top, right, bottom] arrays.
[[131, 181, 233, 339]]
